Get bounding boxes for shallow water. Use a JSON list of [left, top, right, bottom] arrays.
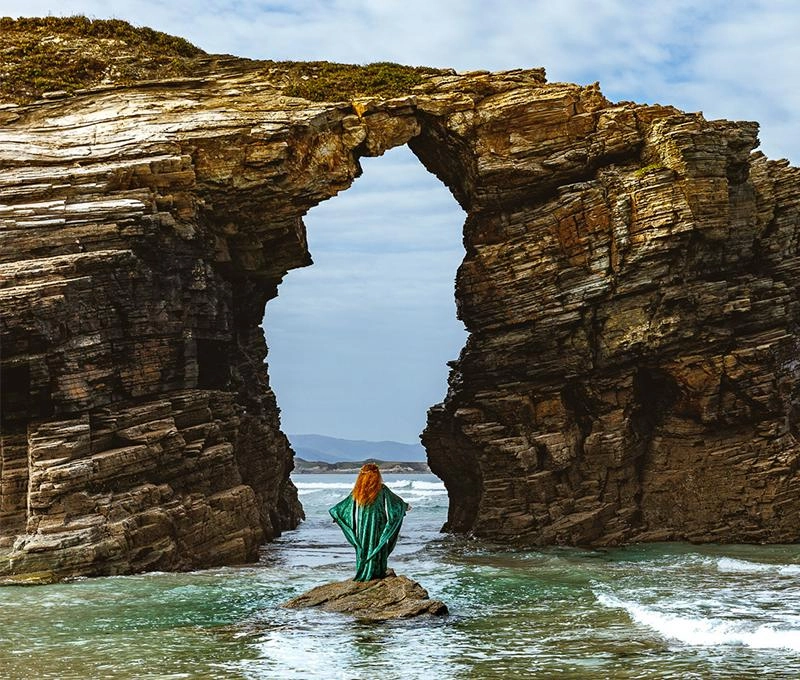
[[2, 473, 800, 679]]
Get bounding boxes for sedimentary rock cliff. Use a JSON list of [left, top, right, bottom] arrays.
[[422, 100, 800, 546], [1, 20, 799, 579]]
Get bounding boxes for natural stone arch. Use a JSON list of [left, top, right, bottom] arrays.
[[262, 143, 467, 451], [2, 60, 800, 581]]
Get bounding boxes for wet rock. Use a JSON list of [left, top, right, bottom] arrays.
[[283, 573, 448, 621]]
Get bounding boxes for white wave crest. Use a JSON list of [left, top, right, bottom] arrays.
[[402, 490, 448, 499], [412, 481, 446, 490], [294, 480, 446, 497], [595, 592, 800, 652], [716, 557, 800, 575], [387, 479, 445, 492], [294, 482, 354, 491], [716, 557, 774, 573], [294, 480, 444, 491]]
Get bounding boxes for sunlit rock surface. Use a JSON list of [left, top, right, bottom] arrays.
[[2, 24, 800, 580], [421, 94, 800, 546], [283, 573, 448, 620]]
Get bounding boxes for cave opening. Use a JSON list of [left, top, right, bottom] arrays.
[[0, 363, 30, 426], [263, 144, 467, 489], [195, 338, 232, 390]]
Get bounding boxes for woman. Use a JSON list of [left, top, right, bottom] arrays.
[[329, 463, 410, 581]]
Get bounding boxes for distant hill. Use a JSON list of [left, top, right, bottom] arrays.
[[288, 434, 427, 463], [294, 459, 430, 474]]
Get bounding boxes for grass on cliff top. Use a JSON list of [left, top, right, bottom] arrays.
[[0, 16, 445, 105], [0, 16, 205, 102], [277, 61, 444, 101]]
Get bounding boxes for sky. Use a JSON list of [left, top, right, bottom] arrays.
[[6, 1, 799, 442]]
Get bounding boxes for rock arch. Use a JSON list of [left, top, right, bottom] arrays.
[[1, 64, 799, 580]]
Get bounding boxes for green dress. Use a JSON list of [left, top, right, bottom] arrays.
[[329, 485, 408, 581]]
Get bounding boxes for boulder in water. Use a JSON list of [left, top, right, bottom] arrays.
[[283, 573, 448, 621]]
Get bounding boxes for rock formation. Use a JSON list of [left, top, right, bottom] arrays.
[[283, 573, 448, 621], [422, 96, 800, 546], [2, 20, 800, 580]]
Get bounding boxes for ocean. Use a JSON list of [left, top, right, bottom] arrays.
[[2, 472, 799, 679]]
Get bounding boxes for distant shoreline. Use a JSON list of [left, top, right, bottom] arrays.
[[293, 458, 431, 474]]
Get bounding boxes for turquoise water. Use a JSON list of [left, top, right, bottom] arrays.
[[2, 473, 800, 679]]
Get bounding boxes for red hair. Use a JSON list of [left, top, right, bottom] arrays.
[[352, 463, 382, 506]]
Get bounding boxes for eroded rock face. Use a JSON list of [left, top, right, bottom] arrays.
[[1, 54, 799, 580], [421, 94, 800, 546]]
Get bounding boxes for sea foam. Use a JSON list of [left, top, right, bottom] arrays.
[[387, 479, 446, 491], [595, 592, 800, 652], [293, 479, 446, 496], [715, 557, 800, 575]]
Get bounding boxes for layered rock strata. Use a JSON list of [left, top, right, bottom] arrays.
[[283, 572, 448, 620], [422, 99, 800, 545], [1, 45, 799, 580]]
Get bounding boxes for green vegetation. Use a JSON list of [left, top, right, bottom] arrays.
[[0, 16, 443, 105], [274, 60, 442, 101], [0, 16, 204, 102], [634, 163, 667, 178]]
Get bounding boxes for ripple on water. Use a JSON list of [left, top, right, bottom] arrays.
[[2, 475, 800, 679]]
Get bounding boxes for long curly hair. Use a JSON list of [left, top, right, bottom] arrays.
[[352, 463, 382, 506]]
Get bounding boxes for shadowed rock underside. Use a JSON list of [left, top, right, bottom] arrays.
[[2, 22, 800, 580]]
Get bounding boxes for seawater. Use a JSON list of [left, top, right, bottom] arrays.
[[2, 472, 800, 679]]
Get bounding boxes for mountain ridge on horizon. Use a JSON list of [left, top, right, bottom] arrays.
[[288, 433, 427, 463]]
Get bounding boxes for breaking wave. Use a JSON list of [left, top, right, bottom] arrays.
[[714, 557, 800, 576], [595, 592, 800, 652], [294, 478, 446, 497], [387, 479, 445, 491], [294, 482, 353, 491]]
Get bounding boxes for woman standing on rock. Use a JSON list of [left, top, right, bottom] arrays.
[[329, 463, 410, 581]]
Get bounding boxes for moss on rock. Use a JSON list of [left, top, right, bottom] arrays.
[[279, 61, 443, 101], [0, 16, 447, 105], [0, 15, 204, 102]]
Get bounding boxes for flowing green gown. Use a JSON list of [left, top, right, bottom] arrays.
[[329, 485, 408, 581]]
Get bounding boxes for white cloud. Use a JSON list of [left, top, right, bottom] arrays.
[[264, 147, 467, 440]]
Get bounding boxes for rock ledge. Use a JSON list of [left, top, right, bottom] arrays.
[[283, 573, 448, 621]]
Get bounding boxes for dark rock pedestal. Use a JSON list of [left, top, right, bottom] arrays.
[[283, 573, 448, 621]]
